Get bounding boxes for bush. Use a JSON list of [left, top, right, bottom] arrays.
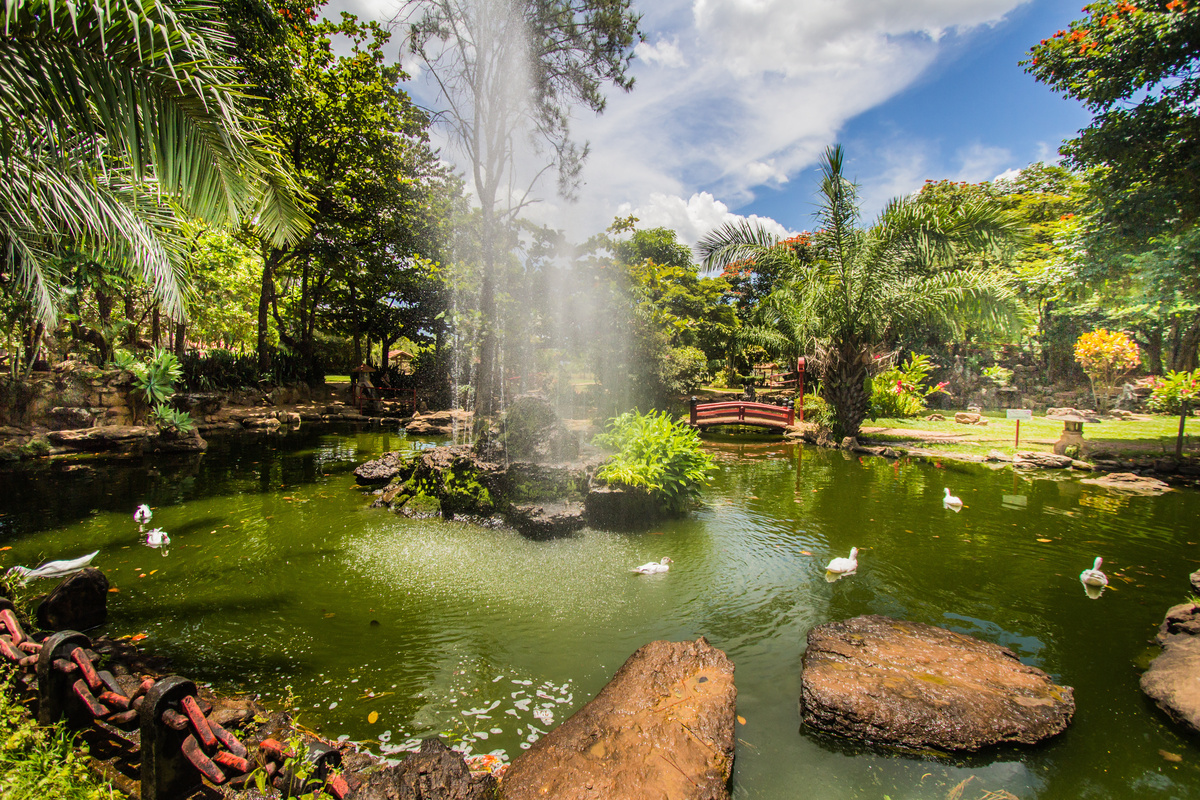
[[1075, 329, 1140, 410], [179, 347, 312, 391], [869, 352, 945, 419], [1148, 370, 1200, 415], [592, 410, 715, 513], [656, 346, 711, 395], [796, 392, 831, 427]]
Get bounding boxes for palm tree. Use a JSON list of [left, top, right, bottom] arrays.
[[700, 145, 1026, 439], [0, 0, 308, 328]]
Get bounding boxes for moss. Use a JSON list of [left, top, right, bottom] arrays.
[[18, 438, 49, 459], [439, 465, 494, 517]]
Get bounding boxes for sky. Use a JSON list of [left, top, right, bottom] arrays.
[[325, 0, 1094, 246]]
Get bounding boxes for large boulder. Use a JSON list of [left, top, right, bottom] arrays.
[[1081, 472, 1171, 495], [506, 503, 586, 539], [583, 485, 667, 529], [1141, 602, 1200, 735], [405, 409, 471, 436], [46, 426, 153, 453], [36, 568, 110, 631], [354, 451, 413, 486], [353, 738, 496, 800], [1013, 451, 1074, 469], [501, 638, 735, 800], [800, 615, 1074, 751]]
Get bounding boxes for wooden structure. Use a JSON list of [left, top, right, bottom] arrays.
[[689, 397, 795, 432]]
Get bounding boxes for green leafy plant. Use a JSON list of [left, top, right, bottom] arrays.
[[982, 365, 1013, 388], [0, 666, 118, 799], [151, 403, 195, 435], [1148, 370, 1199, 415], [796, 391, 831, 427], [592, 410, 716, 513], [870, 353, 947, 419]]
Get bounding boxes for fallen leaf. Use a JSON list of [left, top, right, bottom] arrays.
[[1037, 538, 1053, 543], [108, 587, 120, 593], [1160, 750, 1183, 763], [368, 711, 379, 724], [149, 569, 158, 575], [737, 715, 746, 725]]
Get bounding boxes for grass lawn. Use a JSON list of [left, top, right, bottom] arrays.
[[862, 411, 1197, 459]]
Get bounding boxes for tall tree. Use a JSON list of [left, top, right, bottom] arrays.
[[0, 0, 308, 333], [401, 0, 641, 416], [700, 146, 1026, 439]]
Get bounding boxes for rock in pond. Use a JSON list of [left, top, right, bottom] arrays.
[[1013, 451, 1074, 469], [1141, 603, 1200, 735], [800, 615, 1074, 751], [506, 502, 585, 539], [1081, 471, 1171, 495], [353, 738, 496, 800], [354, 451, 412, 486], [501, 638, 736, 800], [37, 567, 110, 631]]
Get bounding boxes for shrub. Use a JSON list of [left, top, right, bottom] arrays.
[[1148, 370, 1200, 415], [592, 410, 716, 513], [656, 346, 711, 395], [982, 365, 1013, 387], [1074, 329, 1140, 410], [869, 352, 945, 419], [112, 348, 191, 430], [796, 392, 831, 427]]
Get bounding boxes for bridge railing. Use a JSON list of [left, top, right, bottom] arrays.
[[689, 397, 795, 431]]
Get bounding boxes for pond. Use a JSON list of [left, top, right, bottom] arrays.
[[1, 426, 1199, 799]]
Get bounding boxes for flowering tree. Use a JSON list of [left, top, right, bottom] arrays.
[[1149, 370, 1199, 456], [1074, 329, 1141, 409]]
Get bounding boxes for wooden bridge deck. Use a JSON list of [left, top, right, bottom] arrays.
[[689, 398, 794, 432]]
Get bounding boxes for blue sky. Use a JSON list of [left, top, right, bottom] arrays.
[[329, 0, 1096, 244]]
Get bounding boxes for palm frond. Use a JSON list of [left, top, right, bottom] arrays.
[[697, 218, 781, 273]]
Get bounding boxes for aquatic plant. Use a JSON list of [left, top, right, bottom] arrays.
[[592, 410, 715, 513]]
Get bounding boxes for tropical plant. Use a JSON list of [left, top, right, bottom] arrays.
[[982, 365, 1014, 387], [151, 403, 196, 436], [699, 145, 1026, 438], [1074, 329, 1141, 410], [0, 0, 309, 327], [112, 348, 189, 427], [592, 410, 715, 514], [1148, 370, 1199, 415], [869, 352, 947, 419]]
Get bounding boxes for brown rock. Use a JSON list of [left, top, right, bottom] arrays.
[[1142, 603, 1200, 734], [36, 568, 109, 630], [800, 615, 1074, 751], [1080, 472, 1171, 495], [1013, 451, 1073, 469], [501, 638, 736, 800], [353, 738, 496, 800], [954, 412, 981, 425], [355, 451, 413, 486], [46, 426, 153, 452]]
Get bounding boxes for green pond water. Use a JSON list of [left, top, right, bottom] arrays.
[[2, 426, 1200, 798]]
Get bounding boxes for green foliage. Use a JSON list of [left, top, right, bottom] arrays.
[[1025, 1, 1200, 240], [151, 403, 195, 435], [0, 667, 118, 800], [982, 365, 1014, 387], [797, 392, 832, 427], [657, 346, 711, 395], [113, 347, 183, 412], [592, 410, 715, 513], [1148, 370, 1200, 414], [180, 347, 310, 390], [870, 353, 945, 419], [0, 0, 307, 326]]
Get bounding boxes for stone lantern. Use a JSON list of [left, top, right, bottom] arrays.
[[1046, 411, 1090, 457]]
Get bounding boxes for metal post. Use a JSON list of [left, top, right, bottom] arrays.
[[37, 630, 92, 727], [141, 676, 203, 800], [797, 357, 806, 423], [689, 396, 697, 427]]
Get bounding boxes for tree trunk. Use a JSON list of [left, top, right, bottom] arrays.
[[151, 306, 161, 349], [174, 320, 186, 359], [258, 249, 281, 374], [821, 343, 871, 440]]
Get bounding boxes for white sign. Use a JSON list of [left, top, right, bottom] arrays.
[[1006, 408, 1033, 421]]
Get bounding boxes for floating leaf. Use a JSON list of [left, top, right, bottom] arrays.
[[1037, 538, 1053, 543], [108, 587, 120, 593], [368, 711, 379, 724], [1160, 749, 1183, 763], [149, 569, 158, 575], [737, 715, 746, 725]]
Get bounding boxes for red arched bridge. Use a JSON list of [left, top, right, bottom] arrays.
[[689, 397, 795, 432]]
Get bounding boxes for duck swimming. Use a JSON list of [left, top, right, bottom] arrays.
[[826, 547, 858, 575], [633, 557, 673, 574], [943, 488, 963, 509], [1080, 556, 1108, 588], [134, 504, 152, 530]]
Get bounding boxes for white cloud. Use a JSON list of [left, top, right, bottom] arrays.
[[993, 167, 1022, 182], [634, 37, 687, 69], [954, 142, 1013, 182], [616, 192, 794, 247]]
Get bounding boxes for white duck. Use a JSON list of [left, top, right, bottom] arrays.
[[134, 504, 152, 531], [825, 547, 858, 575], [144, 528, 171, 550], [943, 488, 963, 509], [1080, 556, 1108, 588], [6, 550, 99, 583], [633, 557, 673, 575]]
